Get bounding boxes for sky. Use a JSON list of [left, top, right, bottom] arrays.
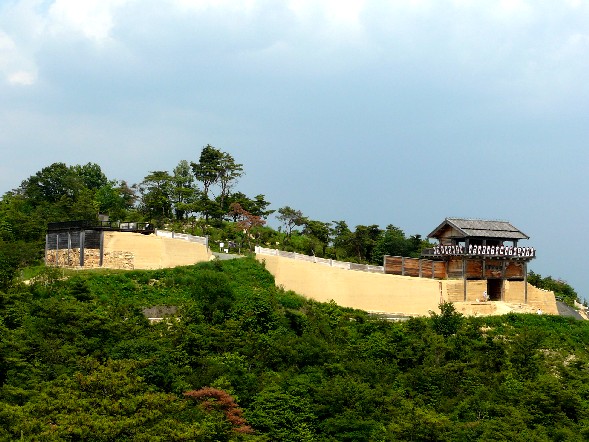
[[1, 0, 588, 299]]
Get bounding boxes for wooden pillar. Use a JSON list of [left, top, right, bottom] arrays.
[[79, 230, 85, 267], [462, 256, 467, 301], [524, 261, 528, 304], [501, 260, 506, 301], [56, 233, 60, 267], [67, 231, 71, 266], [99, 230, 104, 267], [45, 233, 49, 266]]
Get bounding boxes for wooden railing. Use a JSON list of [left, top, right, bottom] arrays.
[[421, 245, 536, 259], [47, 220, 155, 232]]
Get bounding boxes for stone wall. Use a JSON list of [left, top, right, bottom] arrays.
[[101, 251, 134, 269], [45, 248, 134, 269], [45, 249, 82, 267]]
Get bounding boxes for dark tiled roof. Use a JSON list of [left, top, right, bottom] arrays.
[[428, 218, 529, 240]]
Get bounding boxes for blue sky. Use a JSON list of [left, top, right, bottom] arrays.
[[1, 0, 588, 299]]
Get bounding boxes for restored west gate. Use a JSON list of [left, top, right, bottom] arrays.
[[422, 218, 536, 302]]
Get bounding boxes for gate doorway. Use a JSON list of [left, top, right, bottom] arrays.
[[487, 279, 503, 301]]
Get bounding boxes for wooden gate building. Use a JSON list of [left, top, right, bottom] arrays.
[[422, 218, 536, 302]]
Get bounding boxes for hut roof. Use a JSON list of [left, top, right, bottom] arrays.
[[428, 218, 529, 240]]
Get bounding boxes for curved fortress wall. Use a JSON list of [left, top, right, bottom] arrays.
[[257, 253, 558, 316], [258, 253, 444, 316]]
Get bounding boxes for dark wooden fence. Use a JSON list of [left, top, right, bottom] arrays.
[[384, 256, 446, 279]]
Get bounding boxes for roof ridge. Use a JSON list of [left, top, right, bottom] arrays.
[[447, 217, 511, 223]]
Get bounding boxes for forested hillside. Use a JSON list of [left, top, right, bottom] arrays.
[[0, 147, 585, 438], [0, 145, 580, 305], [1, 258, 589, 440]]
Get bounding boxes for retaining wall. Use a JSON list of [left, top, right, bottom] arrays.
[[256, 252, 558, 317], [258, 253, 446, 316], [102, 231, 211, 269]]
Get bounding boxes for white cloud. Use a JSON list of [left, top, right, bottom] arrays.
[[46, 0, 132, 42], [0, 30, 37, 85], [8, 70, 36, 85]]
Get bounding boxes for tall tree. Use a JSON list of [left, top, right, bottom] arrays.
[[217, 152, 243, 212], [171, 160, 198, 220], [302, 219, 331, 256], [277, 206, 306, 238], [20, 162, 79, 204], [94, 180, 137, 220], [350, 224, 382, 262], [191, 145, 244, 220], [190, 145, 224, 199], [71, 163, 108, 191], [331, 220, 353, 260], [16, 162, 112, 223], [228, 202, 266, 250], [372, 224, 408, 265], [137, 171, 173, 221]]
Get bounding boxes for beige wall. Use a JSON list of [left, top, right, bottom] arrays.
[[103, 232, 211, 269], [258, 254, 445, 316], [257, 254, 558, 316]]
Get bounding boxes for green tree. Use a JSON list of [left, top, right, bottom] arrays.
[[19, 162, 77, 204], [331, 220, 353, 259], [248, 387, 316, 442], [137, 171, 173, 222], [191, 145, 224, 199], [71, 163, 109, 191], [350, 224, 382, 262], [372, 224, 408, 264], [217, 152, 243, 212], [302, 219, 331, 256], [94, 180, 137, 220], [171, 160, 198, 220], [191, 145, 244, 220], [277, 206, 306, 239], [430, 302, 463, 337]]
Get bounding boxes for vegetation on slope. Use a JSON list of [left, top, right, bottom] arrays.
[[1, 258, 589, 441], [1, 147, 581, 304]]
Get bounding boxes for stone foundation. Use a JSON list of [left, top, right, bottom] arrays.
[[45, 248, 134, 270]]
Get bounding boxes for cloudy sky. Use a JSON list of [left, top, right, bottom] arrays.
[[1, 0, 588, 298]]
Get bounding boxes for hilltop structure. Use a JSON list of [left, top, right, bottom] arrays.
[[257, 218, 555, 316], [424, 218, 536, 302], [46, 218, 557, 317], [45, 220, 210, 269], [384, 218, 537, 305]]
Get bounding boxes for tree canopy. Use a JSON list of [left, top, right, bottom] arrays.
[[0, 259, 588, 440], [0, 146, 586, 439]]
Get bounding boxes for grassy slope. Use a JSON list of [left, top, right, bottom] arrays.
[[1, 258, 589, 441]]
